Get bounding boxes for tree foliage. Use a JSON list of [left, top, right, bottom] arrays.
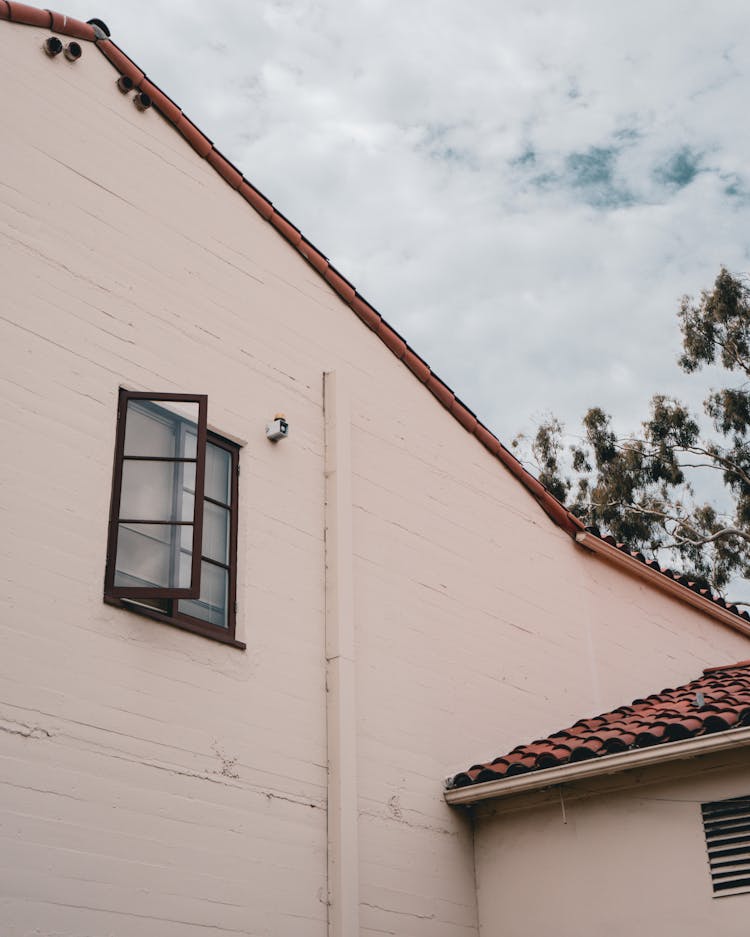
[[514, 267, 750, 597]]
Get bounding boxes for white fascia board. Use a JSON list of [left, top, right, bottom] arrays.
[[444, 726, 750, 806]]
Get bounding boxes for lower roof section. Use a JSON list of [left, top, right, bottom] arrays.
[[446, 661, 750, 805]]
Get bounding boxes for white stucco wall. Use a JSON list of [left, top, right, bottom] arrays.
[[474, 748, 750, 937], [1, 18, 750, 937]]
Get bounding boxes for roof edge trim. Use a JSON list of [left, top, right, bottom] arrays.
[[445, 724, 750, 806], [575, 531, 750, 638]]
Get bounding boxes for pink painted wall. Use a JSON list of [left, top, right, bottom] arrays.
[[474, 748, 750, 937], [1, 18, 749, 936]]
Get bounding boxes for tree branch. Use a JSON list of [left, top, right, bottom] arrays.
[[578, 498, 750, 547], [671, 526, 750, 547]]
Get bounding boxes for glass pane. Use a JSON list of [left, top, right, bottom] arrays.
[[124, 400, 199, 457], [184, 428, 197, 460], [180, 524, 193, 551], [178, 563, 228, 628], [114, 523, 192, 589], [203, 502, 229, 564], [205, 443, 231, 504], [120, 460, 183, 521], [179, 546, 193, 587], [181, 462, 196, 522]]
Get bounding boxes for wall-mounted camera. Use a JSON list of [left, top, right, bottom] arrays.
[[266, 414, 289, 442]]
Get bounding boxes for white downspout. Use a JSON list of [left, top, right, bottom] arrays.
[[323, 370, 360, 936]]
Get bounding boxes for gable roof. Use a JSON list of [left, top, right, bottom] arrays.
[[0, 1, 582, 537], [2, 4, 749, 636], [447, 660, 750, 802]]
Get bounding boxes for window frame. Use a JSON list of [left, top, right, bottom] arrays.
[[104, 391, 244, 649], [105, 389, 208, 600]]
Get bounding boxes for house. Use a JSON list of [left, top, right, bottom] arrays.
[[2, 5, 750, 935], [446, 661, 750, 937]]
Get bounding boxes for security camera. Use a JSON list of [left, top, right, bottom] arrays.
[[266, 414, 289, 442]]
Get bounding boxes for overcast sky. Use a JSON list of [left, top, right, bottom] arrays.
[[65, 2, 750, 451]]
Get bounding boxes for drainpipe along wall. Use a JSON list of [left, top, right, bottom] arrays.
[[323, 370, 360, 936]]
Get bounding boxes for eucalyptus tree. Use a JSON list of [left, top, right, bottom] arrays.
[[514, 268, 750, 598]]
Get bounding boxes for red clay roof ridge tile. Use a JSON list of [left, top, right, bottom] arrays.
[[0, 3, 96, 39]]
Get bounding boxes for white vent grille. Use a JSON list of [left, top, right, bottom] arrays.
[[702, 796, 750, 897]]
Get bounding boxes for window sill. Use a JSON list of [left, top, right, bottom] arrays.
[[104, 595, 246, 650]]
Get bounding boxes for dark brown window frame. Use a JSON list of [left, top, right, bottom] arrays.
[[104, 390, 244, 650], [105, 389, 208, 600]]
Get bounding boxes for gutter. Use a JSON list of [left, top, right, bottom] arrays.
[[444, 725, 750, 806], [574, 531, 750, 639]]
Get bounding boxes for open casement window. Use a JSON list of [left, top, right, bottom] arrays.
[[106, 391, 207, 600], [105, 390, 243, 648]]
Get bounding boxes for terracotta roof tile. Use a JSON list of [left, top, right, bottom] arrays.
[[377, 323, 408, 360], [139, 79, 181, 125], [3, 7, 749, 631], [324, 267, 356, 305], [6, 2, 50, 28], [238, 179, 274, 220], [48, 10, 95, 40], [97, 39, 145, 85], [206, 148, 243, 191], [450, 661, 750, 789], [402, 348, 431, 384], [350, 294, 381, 332]]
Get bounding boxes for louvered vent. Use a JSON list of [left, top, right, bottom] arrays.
[[702, 796, 750, 897]]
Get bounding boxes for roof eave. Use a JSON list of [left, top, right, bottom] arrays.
[[444, 724, 750, 807]]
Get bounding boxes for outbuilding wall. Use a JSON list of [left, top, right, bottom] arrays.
[[1, 17, 750, 937], [473, 748, 750, 937]]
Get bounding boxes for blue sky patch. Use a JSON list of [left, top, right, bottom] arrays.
[[654, 147, 702, 189], [564, 146, 633, 208]]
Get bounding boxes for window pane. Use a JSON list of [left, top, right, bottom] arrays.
[[178, 563, 228, 628], [184, 428, 197, 460], [124, 400, 199, 457], [120, 460, 189, 521], [114, 523, 192, 589], [178, 545, 193, 587], [203, 502, 229, 564], [205, 443, 231, 504], [181, 462, 196, 522]]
